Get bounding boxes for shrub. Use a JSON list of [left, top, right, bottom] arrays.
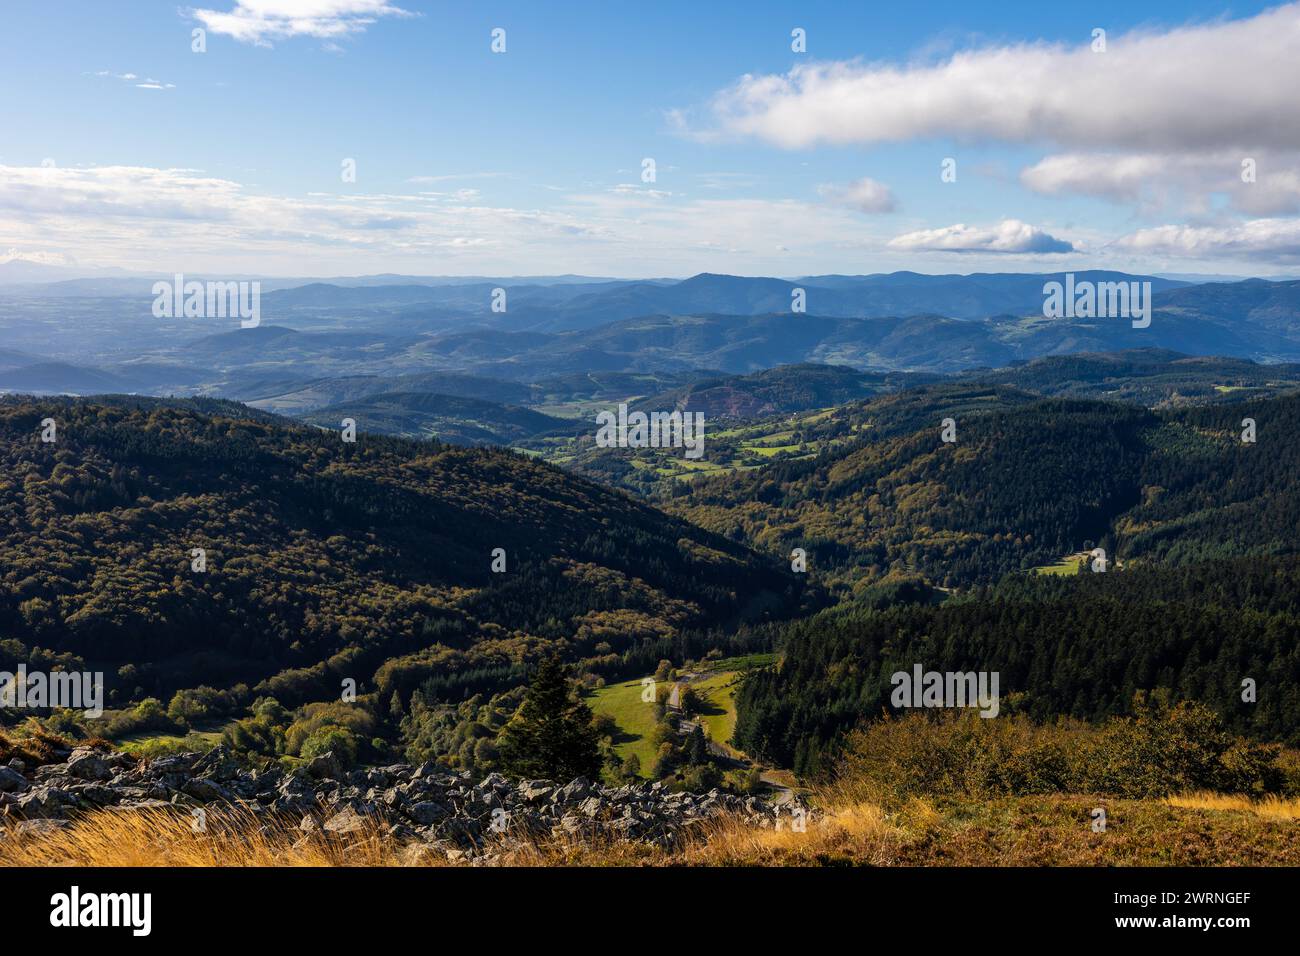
[[301, 727, 359, 765], [836, 694, 1283, 803]]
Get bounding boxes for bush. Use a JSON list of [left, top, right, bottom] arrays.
[[301, 726, 359, 765], [166, 686, 241, 728], [100, 697, 183, 740], [129, 733, 220, 761], [678, 762, 722, 792], [284, 701, 377, 757], [836, 694, 1283, 803], [222, 714, 285, 758]]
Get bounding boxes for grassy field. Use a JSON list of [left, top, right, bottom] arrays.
[[690, 671, 740, 752], [589, 655, 774, 773], [1032, 556, 1084, 576], [525, 408, 837, 493], [588, 678, 660, 776], [688, 653, 776, 753]]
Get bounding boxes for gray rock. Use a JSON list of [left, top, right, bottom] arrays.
[[519, 780, 555, 802], [107, 799, 172, 812], [66, 748, 114, 782], [13, 787, 76, 819], [9, 739, 787, 852], [0, 766, 29, 793], [305, 751, 343, 781], [387, 823, 419, 843], [556, 777, 592, 802], [71, 784, 118, 807], [147, 754, 196, 776], [190, 746, 241, 780], [405, 801, 447, 825], [323, 805, 371, 834], [181, 778, 230, 802]]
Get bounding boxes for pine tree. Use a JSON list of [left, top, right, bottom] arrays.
[[687, 725, 708, 764], [497, 656, 602, 781]]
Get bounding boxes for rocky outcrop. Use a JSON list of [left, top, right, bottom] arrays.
[[0, 746, 806, 862]]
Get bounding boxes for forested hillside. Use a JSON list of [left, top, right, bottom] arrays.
[[963, 349, 1300, 406], [735, 557, 1300, 776], [300, 391, 575, 446], [673, 386, 1300, 589], [0, 396, 797, 709], [628, 364, 930, 419]]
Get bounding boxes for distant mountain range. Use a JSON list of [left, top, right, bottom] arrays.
[[252, 270, 1190, 333], [6, 272, 1300, 411]]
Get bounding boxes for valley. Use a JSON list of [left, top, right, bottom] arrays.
[[5, 271, 1300, 870]]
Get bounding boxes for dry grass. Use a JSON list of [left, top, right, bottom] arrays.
[[1165, 791, 1300, 821], [0, 725, 77, 767], [0, 800, 904, 868], [0, 805, 441, 868], [6, 788, 1300, 867]]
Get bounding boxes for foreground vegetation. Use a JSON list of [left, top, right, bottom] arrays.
[[7, 709, 1299, 867]]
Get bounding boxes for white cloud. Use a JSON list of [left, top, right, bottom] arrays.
[[888, 219, 1073, 254], [190, 1, 413, 47], [0, 164, 895, 276], [93, 71, 174, 90], [1114, 218, 1300, 264], [702, 4, 1300, 152], [1022, 153, 1174, 202], [609, 184, 673, 199], [407, 172, 506, 185], [817, 177, 897, 213], [1022, 151, 1300, 217]]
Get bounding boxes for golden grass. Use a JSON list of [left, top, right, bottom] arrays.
[[0, 800, 891, 868], [660, 803, 897, 866], [6, 788, 1300, 867], [0, 805, 441, 868], [1165, 791, 1300, 821]]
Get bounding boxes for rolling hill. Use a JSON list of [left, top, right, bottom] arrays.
[[669, 385, 1300, 588], [963, 349, 1300, 405], [299, 391, 575, 445], [0, 396, 797, 708], [628, 363, 933, 419]]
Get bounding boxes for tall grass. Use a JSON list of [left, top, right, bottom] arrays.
[[1165, 792, 1300, 821], [0, 805, 436, 868]]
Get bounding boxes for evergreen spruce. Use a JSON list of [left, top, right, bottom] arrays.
[[498, 656, 602, 781]]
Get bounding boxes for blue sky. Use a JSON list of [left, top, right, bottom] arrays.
[[2, 0, 1299, 277]]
